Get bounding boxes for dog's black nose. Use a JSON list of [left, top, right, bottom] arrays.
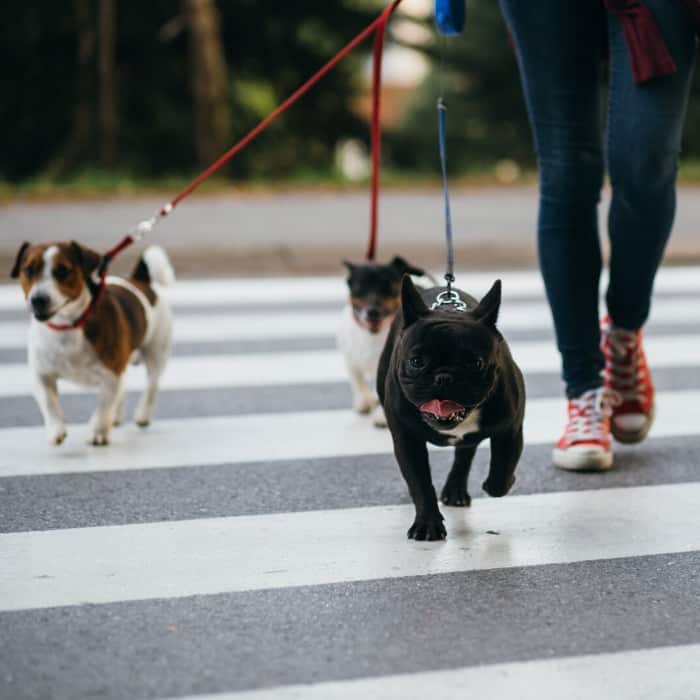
[[31, 294, 50, 314], [366, 307, 382, 322], [434, 373, 454, 387]]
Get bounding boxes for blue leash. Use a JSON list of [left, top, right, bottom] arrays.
[[437, 97, 454, 291], [434, 0, 466, 36], [432, 96, 467, 312], [432, 0, 468, 311]]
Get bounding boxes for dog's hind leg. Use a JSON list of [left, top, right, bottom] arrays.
[[347, 362, 377, 414], [134, 298, 172, 428], [441, 443, 477, 507], [113, 385, 126, 427], [483, 427, 523, 497], [33, 374, 67, 446], [371, 404, 387, 428], [134, 348, 167, 428]]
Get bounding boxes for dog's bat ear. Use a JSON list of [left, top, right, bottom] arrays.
[[401, 274, 429, 326], [390, 256, 426, 278], [11, 242, 30, 279], [69, 241, 102, 281], [472, 279, 502, 327]]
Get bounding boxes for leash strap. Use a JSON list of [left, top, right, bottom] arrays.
[[367, 1, 403, 260], [431, 96, 467, 313], [169, 0, 403, 216], [367, 10, 389, 261], [437, 98, 454, 288]]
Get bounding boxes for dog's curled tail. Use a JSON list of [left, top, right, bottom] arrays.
[[140, 246, 176, 288]]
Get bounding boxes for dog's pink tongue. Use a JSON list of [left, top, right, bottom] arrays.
[[420, 400, 465, 417]]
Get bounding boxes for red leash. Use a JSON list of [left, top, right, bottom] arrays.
[[367, 5, 393, 261], [48, 0, 403, 331]]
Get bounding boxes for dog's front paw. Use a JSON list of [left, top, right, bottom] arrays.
[[89, 428, 111, 447], [482, 475, 515, 498], [441, 482, 471, 507], [407, 514, 446, 541], [47, 423, 67, 446]]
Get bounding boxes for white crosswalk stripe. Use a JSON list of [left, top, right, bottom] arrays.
[[0, 334, 698, 397], [164, 644, 700, 700], [2, 265, 700, 309], [1, 482, 698, 612], [0, 267, 698, 700], [0, 295, 697, 349]]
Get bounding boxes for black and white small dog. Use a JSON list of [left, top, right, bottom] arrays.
[[337, 256, 425, 427], [378, 275, 525, 540]]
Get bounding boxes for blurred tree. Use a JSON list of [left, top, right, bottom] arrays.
[[0, 0, 376, 181], [98, 0, 117, 167], [2, 1, 699, 183], [44, 0, 95, 177], [184, 0, 232, 167]]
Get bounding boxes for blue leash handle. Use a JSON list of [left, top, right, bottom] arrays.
[[434, 0, 466, 36], [437, 98, 454, 287]]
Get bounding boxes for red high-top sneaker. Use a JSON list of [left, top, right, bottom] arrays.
[[601, 316, 655, 444], [553, 387, 621, 471]]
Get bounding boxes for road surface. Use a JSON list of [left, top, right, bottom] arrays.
[[2, 186, 700, 278], [1, 267, 699, 699]]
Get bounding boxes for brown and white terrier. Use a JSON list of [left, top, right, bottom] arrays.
[[11, 241, 175, 446]]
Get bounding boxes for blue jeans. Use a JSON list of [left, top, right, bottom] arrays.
[[499, 0, 696, 398]]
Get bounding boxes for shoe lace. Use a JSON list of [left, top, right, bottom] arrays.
[[564, 387, 621, 443], [602, 320, 648, 403]]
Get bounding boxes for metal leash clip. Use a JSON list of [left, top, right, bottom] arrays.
[[431, 275, 468, 312], [431, 289, 468, 312], [129, 203, 172, 241]]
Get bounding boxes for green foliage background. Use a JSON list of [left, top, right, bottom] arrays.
[[2, 0, 700, 184]]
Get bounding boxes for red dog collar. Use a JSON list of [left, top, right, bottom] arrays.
[[46, 278, 106, 332]]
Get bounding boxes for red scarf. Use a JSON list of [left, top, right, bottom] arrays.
[[603, 0, 700, 83]]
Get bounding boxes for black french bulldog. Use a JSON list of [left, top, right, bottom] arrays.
[[377, 276, 525, 540]]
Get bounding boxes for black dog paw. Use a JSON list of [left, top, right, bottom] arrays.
[[482, 475, 515, 498], [440, 483, 472, 508], [407, 515, 446, 541]]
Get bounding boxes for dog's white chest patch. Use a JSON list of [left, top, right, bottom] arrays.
[[29, 323, 114, 386], [438, 409, 482, 445], [336, 304, 389, 377]]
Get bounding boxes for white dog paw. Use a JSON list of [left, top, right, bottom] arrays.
[[353, 398, 373, 415], [48, 424, 68, 446], [134, 406, 151, 428], [89, 428, 111, 447], [353, 393, 379, 415], [372, 406, 387, 429]]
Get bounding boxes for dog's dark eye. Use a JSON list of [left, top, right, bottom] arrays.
[[476, 358, 485, 371], [409, 356, 426, 369], [24, 265, 35, 279], [53, 265, 70, 281]]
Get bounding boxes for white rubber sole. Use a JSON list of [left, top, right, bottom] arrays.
[[612, 406, 655, 445], [552, 444, 614, 472]]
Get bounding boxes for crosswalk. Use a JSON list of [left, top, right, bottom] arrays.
[[1, 267, 699, 700]]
